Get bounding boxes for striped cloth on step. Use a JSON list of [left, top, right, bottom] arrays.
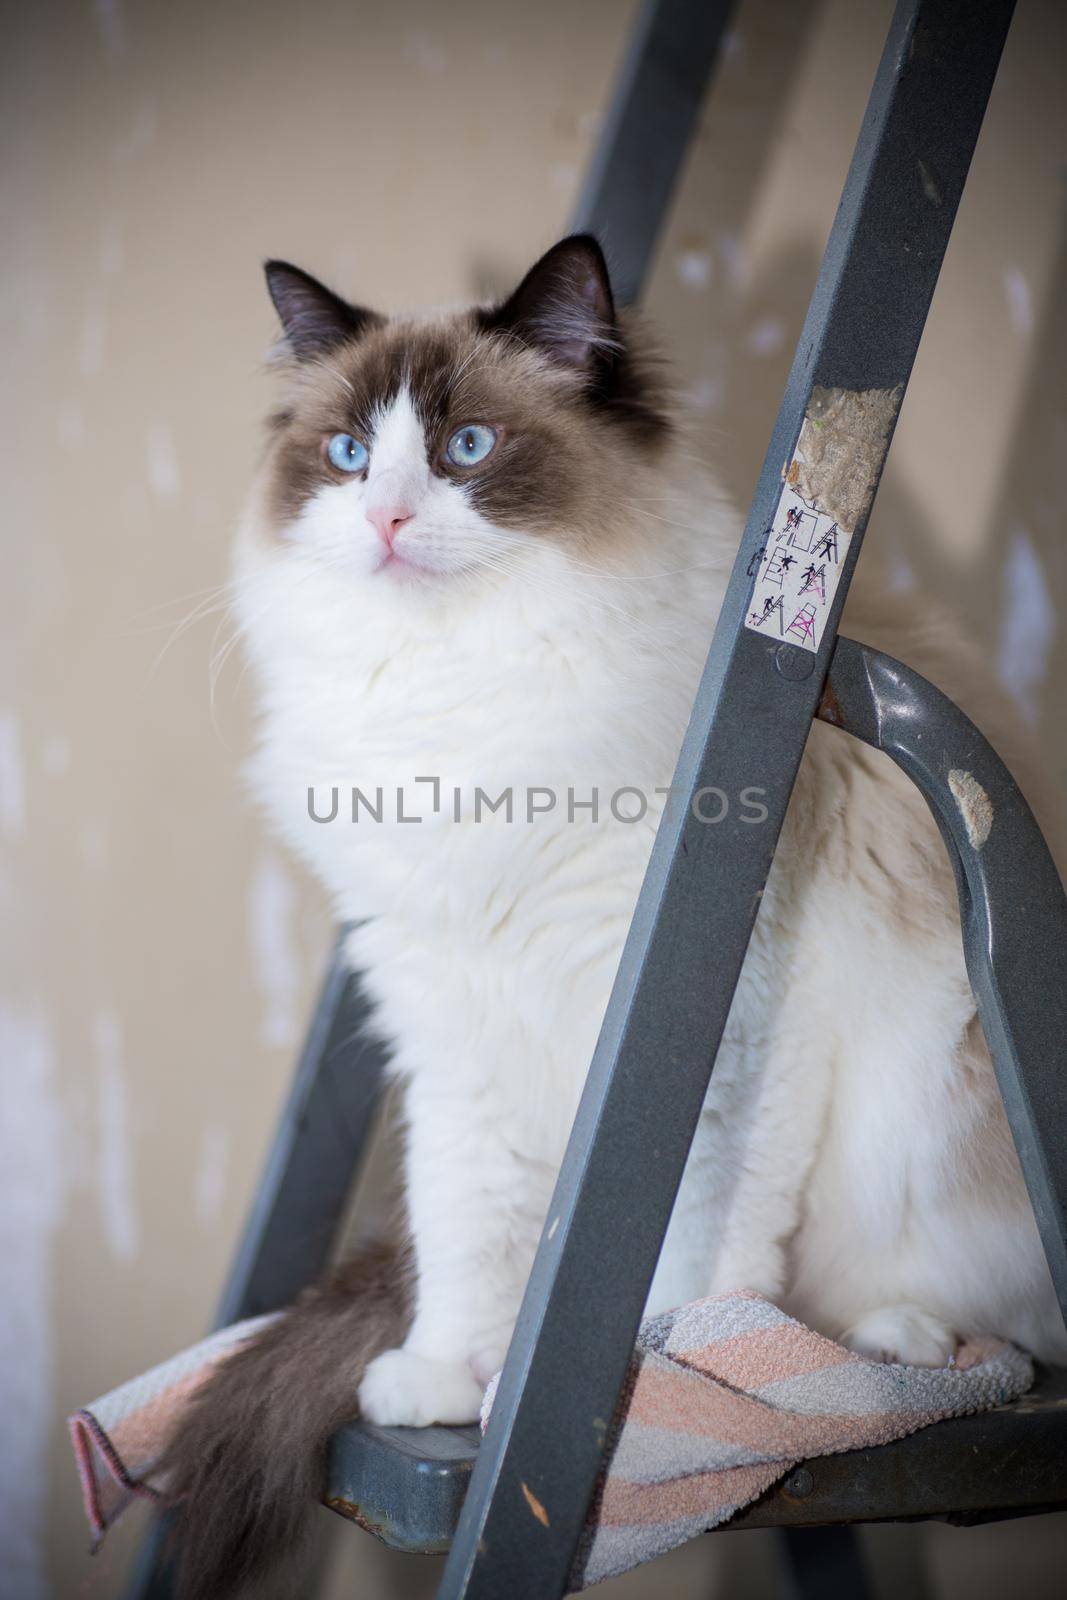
[[479, 1290, 1032, 1589], [70, 1290, 1030, 1589]]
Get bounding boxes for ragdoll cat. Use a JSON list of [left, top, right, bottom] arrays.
[[164, 236, 1065, 1598]]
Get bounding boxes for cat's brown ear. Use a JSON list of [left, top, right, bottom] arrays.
[[479, 236, 618, 373], [264, 261, 381, 360]]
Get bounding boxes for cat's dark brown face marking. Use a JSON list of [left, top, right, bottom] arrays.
[[261, 237, 673, 552]]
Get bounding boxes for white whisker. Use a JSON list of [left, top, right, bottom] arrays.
[[146, 579, 242, 678]]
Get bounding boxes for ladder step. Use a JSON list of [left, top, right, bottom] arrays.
[[325, 1366, 1067, 1554], [326, 1421, 479, 1553]]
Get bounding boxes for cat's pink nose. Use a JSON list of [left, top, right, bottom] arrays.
[[367, 503, 414, 550]]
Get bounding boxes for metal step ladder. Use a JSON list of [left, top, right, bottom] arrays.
[[131, 2, 1067, 1595]]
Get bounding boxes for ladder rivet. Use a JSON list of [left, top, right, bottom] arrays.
[[784, 1467, 815, 1498], [775, 643, 816, 681]]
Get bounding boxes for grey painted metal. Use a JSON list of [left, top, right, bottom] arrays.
[[733, 1362, 1067, 1530], [327, 1365, 1067, 1549], [327, 1422, 481, 1553], [568, 0, 735, 305], [215, 929, 389, 1326], [440, 5, 1015, 1596], [818, 640, 1067, 1316]]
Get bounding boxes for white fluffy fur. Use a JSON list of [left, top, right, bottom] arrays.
[[237, 388, 1065, 1425]]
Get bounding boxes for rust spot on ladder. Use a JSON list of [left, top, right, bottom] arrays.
[[816, 681, 844, 728], [522, 1481, 550, 1527], [948, 769, 994, 849], [325, 1496, 387, 1537]]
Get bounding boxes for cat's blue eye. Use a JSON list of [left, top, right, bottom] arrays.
[[445, 424, 497, 468], [326, 433, 369, 473]]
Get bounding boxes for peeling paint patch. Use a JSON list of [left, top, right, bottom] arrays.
[[92, 0, 126, 57], [787, 385, 900, 533], [94, 1010, 141, 1262], [57, 404, 86, 448], [248, 854, 301, 1049], [80, 819, 109, 872], [996, 526, 1054, 724], [748, 315, 785, 356], [99, 219, 124, 276], [41, 733, 71, 777], [114, 100, 157, 164], [721, 27, 743, 62], [948, 770, 994, 849], [0, 711, 26, 837], [675, 247, 712, 289], [1003, 267, 1033, 337], [0, 1000, 63, 1600], [147, 420, 181, 501], [195, 1123, 230, 1227], [79, 297, 107, 376], [685, 376, 722, 413], [404, 30, 447, 74], [717, 232, 747, 290], [886, 543, 916, 594]]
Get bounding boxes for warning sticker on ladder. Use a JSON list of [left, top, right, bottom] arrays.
[[743, 486, 853, 654]]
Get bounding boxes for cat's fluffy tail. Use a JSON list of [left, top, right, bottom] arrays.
[[161, 1240, 412, 1600]]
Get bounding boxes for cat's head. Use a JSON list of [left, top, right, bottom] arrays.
[[255, 237, 672, 588]]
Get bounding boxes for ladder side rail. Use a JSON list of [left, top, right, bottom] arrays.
[[567, 0, 735, 305], [440, 5, 1016, 1596], [215, 929, 390, 1326], [819, 637, 1067, 1317]]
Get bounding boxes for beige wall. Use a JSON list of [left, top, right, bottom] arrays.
[[2, 2, 1065, 1596]]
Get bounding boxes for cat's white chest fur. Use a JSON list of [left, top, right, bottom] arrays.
[[242, 530, 713, 1166]]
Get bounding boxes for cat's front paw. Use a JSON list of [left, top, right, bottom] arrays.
[[358, 1347, 485, 1427], [842, 1304, 956, 1367]]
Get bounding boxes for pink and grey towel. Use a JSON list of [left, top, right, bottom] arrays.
[[69, 1312, 280, 1545], [70, 1291, 1031, 1590]]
